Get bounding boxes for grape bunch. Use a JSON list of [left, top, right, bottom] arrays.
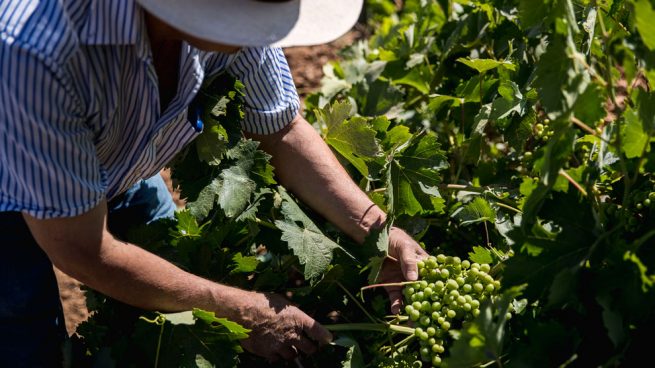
[[402, 255, 501, 366]]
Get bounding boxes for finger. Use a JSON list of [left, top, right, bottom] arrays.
[[385, 286, 403, 315], [398, 244, 419, 281], [294, 335, 318, 355], [301, 317, 333, 346], [416, 245, 429, 257]]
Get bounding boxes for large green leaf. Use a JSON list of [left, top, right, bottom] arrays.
[[534, 35, 590, 118], [274, 189, 353, 280], [451, 197, 496, 225], [385, 131, 448, 216], [457, 57, 516, 74], [621, 107, 649, 159], [317, 101, 381, 177], [634, 0, 655, 50], [209, 140, 274, 218]]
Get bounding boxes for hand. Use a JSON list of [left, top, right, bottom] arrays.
[[377, 227, 428, 314], [237, 292, 332, 362]]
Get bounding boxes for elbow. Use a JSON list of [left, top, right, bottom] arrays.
[[43, 232, 112, 287]]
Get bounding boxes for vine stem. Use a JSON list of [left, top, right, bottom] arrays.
[[570, 116, 611, 144], [336, 281, 379, 324], [154, 321, 165, 368], [360, 280, 420, 292], [559, 169, 588, 197], [325, 323, 415, 335], [255, 217, 277, 230]]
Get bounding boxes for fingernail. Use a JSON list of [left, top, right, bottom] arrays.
[[407, 271, 418, 280]]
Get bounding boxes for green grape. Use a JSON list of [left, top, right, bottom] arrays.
[[419, 316, 431, 327], [400, 254, 502, 366], [421, 301, 431, 312], [423, 287, 433, 297]]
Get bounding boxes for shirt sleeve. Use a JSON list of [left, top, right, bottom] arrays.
[[0, 48, 106, 219], [226, 46, 300, 134]]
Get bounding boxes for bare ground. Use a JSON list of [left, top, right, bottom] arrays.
[[54, 29, 364, 335]]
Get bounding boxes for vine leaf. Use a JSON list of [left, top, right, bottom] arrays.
[[457, 57, 516, 74], [452, 197, 496, 225], [317, 101, 381, 177], [468, 246, 493, 264], [188, 140, 275, 219], [230, 252, 260, 274], [335, 335, 365, 368], [621, 107, 649, 159], [274, 188, 354, 280], [634, 0, 655, 51], [385, 131, 447, 216]]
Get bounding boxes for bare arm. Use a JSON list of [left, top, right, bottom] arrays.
[[247, 115, 428, 313], [23, 201, 331, 360], [249, 115, 386, 243]]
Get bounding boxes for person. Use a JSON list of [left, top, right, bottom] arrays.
[[0, 0, 427, 366]]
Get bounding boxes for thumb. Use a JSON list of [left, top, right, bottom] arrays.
[[399, 245, 419, 281], [301, 315, 333, 346]]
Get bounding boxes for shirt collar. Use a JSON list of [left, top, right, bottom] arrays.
[[80, 0, 139, 45]]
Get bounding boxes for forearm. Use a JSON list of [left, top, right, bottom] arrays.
[[23, 203, 250, 321], [71, 237, 248, 317], [251, 116, 386, 243]]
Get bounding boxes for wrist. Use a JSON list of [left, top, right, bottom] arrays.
[[354, 205, 387, 243], [209, 285, 260, 323]]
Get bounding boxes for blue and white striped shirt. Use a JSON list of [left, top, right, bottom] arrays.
[[0, 0, 299, 219]]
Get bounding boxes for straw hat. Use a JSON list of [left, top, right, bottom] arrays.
[[135, 0, 364, 47]]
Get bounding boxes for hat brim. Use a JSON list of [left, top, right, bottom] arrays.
[[135, 0, 363, 47]]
